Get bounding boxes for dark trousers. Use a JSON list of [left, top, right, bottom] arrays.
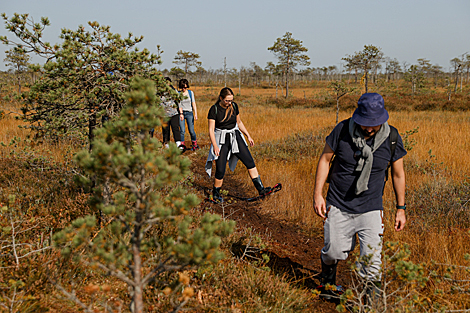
[[215, 131, 256, 180], [162, 115, 181, 143]]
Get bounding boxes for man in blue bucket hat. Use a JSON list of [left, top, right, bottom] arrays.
[[313, 93, 407, 305]]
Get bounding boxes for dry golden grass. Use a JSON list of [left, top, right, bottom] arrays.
[[0, 112, 28, 142], [1, 101, 81, 163], [389, 110, 470, 180]]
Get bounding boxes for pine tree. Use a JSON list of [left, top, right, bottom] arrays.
[[3, 46, 31, 94], [343, 45, 383, 93], [173, 50, 202, 76], [328, 80, 356, 124], [342, 53, 363, 84], [1, 13, 174, 150], [53, 77, 234, 312], [268, 32, 310, 98]]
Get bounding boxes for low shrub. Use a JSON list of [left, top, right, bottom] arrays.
[[251, 128, 330, 161], [409, 177, 470, 230], [264, 92, 470, 112], [190, 260, 315, 312], [0, 154, 92, 229]]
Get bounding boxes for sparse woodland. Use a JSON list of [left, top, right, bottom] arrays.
[[0, 13, 469, 313]]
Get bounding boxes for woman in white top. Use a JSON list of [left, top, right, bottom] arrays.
[[178, 79, 199, 151]]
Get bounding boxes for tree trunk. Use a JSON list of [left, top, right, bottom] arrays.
[[336, 98, 340, 124], [131, 213, 144, 313], [275, 80, 278, 98], [460, 71, 463, 91], [374, 65, 378, 84], [285, 70, 289, 98], [224, 57, 227, 87], [364, 71, 369, 93], [88, 107, 97, 152], [238, 68, 241, 95]]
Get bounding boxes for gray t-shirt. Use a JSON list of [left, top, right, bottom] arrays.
[[326, 119, 407, 214], [160, 96, 178, 117], [179, 90, 195, 112]]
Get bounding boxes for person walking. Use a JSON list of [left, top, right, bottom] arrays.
[[178, 78, 199, 151], [313, 93, 407, 303], [158, 77, 182, 148], [205, 87, 271, 203]]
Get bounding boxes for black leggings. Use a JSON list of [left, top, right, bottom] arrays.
[[162, 115, 181, 143], [215, 131, 256, 180]]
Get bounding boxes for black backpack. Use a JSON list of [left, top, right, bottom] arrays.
[[327, 118, 398, 187]]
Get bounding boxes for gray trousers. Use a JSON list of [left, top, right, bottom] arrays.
[[321, 205, 384, 280]]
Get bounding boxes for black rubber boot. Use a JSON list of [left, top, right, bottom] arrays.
[[317, 257, 342, 300], [212, 186, 223, 203], [320, 258, 337, 285], [252, 176, 272, 196]]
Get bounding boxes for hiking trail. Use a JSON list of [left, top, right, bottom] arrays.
[[188, 145, 351, 312]]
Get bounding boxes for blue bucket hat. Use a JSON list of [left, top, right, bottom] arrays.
[[352, 93, 389, 127]]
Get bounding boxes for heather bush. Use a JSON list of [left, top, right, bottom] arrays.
[[409, 176, 470, 230], [252, 128, 329, 161]]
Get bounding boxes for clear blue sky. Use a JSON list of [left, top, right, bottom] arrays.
[[1, 0, 469, 72]]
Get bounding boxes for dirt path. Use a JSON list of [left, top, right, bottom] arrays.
[[188, 146, 350, 312]]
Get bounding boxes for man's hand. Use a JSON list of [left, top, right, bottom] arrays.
[[314, 195, 327, 219], [313, 144, 334, 220], [394, 209, 406, 231], [391, 158, 406, 232]]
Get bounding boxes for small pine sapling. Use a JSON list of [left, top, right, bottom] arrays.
[[337, 241, 430, 313], [53, 77, 234, 313], [328, 80, 356, 124]]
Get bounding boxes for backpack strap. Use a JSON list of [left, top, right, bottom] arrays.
[[338, 118, 350, 143], [326, 118, 350, 183], [212, 103, 217, 116], [389, 126, 398, 162], [188, 90, 193, 103], [384, 125, 398, 187]]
